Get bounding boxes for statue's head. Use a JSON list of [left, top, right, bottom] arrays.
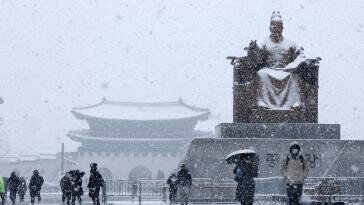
[[270, 11, 283, 38]]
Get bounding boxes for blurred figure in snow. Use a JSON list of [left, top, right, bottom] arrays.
[[176, 164, 192, 205], [17, 177, 27, 203], [29, 170, 44, 205], [8, 171, 20, 205], [166, 173, 178, 205]]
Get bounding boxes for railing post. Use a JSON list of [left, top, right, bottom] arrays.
[[162, 184, 167, 202], [210, 179, 214, 203], [138, 180, 142, 205]]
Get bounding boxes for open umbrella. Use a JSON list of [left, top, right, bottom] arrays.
[[225, 149, 256, 164]]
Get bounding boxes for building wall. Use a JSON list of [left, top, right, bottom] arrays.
[[68, 151, 184, 180], [0, 150, 184, 183], [0, 159, 60, 182]]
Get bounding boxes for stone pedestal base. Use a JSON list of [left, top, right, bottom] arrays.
[[181, 123, 363, 198], [216, 123, 340, 139], [184, 137, 364, 180]]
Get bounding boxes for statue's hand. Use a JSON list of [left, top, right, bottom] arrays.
[[305, 57, 321, 66], [227, 56, 242, 67]]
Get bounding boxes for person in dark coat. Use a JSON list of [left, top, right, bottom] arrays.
[[166, 173, 178, 205], [176, 164, 192, 205], [87, 163, 104, 205], [60, 172, 72, 205], [233, 155, 258, 205], [17, 177, 27, 203], [29, 170, 44, 205], [8, 171, 20, 205], [70, 170, 85, 205]]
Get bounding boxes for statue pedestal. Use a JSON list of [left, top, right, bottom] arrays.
[[182, 123, 364, 198], [216, 123, 340, 139]]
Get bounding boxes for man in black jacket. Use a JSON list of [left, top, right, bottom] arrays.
[[166, 173, 178, 205], [70, 170, 85, 205], [8, 172, 20, 205], [87, 163, 104, 205], [176, 164, 192, 205], [60, 172, 72, 205], [29, 170, 44, 205]]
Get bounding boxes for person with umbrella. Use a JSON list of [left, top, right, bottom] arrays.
[[226, 149, 259, 205], [70, 170, 85, 205]]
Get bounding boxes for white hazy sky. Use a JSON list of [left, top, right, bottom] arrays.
[[0, 0, 363, 155]]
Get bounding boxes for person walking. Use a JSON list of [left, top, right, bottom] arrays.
[[17, 177, 27, 203], [233, 154, 258, 205], [166, 173, 178, 205], [0, 176, 6, 205], [70, 170, 85, 205], [280, 142, 309, 205], [176, 164, 192, 205], [87, 163, 104, 205], [29, 170, 44, 205], [8, 171, 20, 205], [60, 172, 72, 205]]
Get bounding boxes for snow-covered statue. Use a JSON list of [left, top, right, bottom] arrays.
[[228, 12, 321, 123]]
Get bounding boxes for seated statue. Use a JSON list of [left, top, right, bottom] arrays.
[[228, 11, 321, 122]]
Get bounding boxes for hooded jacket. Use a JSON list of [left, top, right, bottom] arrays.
[[8, 172, 20, 191], [280, 142, 309, 184], [176, 168, 192, 187]]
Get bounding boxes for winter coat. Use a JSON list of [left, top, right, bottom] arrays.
[[70, 175, 84, 196], [176, 169, 192, 187], [60, 175, 72, 194], [233, 160, 258, 183], [0, 177, 5, 193], [233, 160, 258, 202], [166, 176, 178, 192], [18, 178, 27, 194], [88, 171, 104, 190], [8, 173, 20, 191], [280, 154, 309, 184], [88, 170, 104, 198], [29, 175, 44, 191]]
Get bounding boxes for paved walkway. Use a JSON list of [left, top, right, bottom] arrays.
[[6, 194, 362, 205]]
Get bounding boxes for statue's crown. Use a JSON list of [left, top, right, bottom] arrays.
[[271, 11, 282, 22]]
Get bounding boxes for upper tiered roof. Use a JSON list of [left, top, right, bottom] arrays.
[[71, 98, 210, 122]]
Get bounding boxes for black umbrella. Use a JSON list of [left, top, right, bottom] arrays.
[[225, 149, 256, 164]]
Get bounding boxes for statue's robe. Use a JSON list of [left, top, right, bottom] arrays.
[[257, 37, 306, 110]]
